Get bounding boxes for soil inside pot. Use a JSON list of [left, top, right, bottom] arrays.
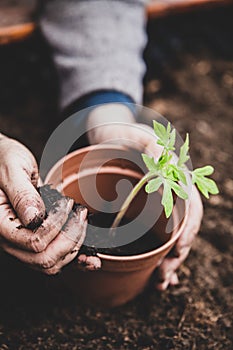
[[38, 185, 163, 257], [80, 212, 162, 257]]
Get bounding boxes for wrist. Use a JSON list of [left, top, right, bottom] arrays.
[[63, 90, 136, 119], [87, 104, 136, 145], [62, 90, 137, 148]]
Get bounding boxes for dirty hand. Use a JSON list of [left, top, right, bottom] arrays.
[[87, 104, 203, 289], [0, 134, 89, 274]]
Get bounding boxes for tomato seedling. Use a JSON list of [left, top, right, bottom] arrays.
[[111, 120, 219, 231]]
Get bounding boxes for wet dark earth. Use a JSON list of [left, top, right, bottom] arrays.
[[0, 4, 232, 350]]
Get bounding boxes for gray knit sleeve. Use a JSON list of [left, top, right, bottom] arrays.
[[39, 0, 148, 109]]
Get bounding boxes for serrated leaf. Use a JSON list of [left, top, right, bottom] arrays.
[[166, 164, 188, 185], [153, 120, 167, 143], [191, 172, 198, 185], [166, 164, 180, 181], [166, 171, 178, 182], [142, 154, 158, 172], [176, 167, 187, 185], [192, 174, 209, 198], [203, 177, 219, 194], [198, 177, 219, 195], [192, 172, 219, 198], [193, 165, 214, 176], [167, 122, 171, 134], [167, 179, 188, 200], [168, 129, 176, 150], [145, 177, 163, 194], [157, 139, 165, 147], [161, 181, 173, 218], [178, 134, 190, 166], [158, 153, 172, 167]]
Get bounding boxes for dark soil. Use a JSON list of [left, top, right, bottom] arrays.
[[38, 185, 162, 256], [0, 5, 232, 350], [82, 212, 162, 256], [38, 184, 64, 213]]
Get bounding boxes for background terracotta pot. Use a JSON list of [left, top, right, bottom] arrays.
[[45, 145, 188, 307]]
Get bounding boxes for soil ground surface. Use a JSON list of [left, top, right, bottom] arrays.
[[0, 5, 232, 350]]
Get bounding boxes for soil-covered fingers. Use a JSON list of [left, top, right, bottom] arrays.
[[39, 205, 88, 274], [77, 254, 102, 271], [1, 206, 88, 274], [37, 207, 88, 275], [0, 194, 73, 253], [0, 138, 45, 228], [1, 173, 45, 229]]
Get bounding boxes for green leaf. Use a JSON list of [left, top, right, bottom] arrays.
[[142, 154, 158, 172], [157, 139, 165, 147], [178, 134, 190, 166], [158, 153, 172, 168], [167, 179, 188, 200], [166, 164, 188, 185], [153, 120, 167, 143], [176, 167, 187, 185], [192, 172, 219, 198], [145, 177, 163, 194], [168, 129, 176, 150], [161, 181, 173, 218], [166, 164, 180, 181], [199, 178, 218, 197], [167, 122, 171, 134], [203, 177, 219, 195], [153, 120, 176, 151], [193, 165, 214, 176], [192, 174, 209, 198]]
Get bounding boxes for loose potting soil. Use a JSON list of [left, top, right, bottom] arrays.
[[38, 185, 162, 256]]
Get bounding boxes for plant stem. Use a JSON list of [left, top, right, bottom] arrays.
[[110, 172, 155, 235]]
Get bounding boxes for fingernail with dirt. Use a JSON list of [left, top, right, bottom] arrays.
[[23, 206, 44, 229], [78, 254, 101, 270]]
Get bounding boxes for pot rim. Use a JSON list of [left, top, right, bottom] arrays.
[[44, 144, 189, 262], [44, 144, 136, 184]]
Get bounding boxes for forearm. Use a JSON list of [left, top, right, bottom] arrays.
[[39, 0, 148, 110]]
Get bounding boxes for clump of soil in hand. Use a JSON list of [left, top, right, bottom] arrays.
[[15, 185, 65, 230], [39, 184, 64, 214]]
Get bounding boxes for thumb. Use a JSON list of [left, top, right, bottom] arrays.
[[1, 165, 45, 229]]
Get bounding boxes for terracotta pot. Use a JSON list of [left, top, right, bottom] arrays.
[[44, 145, 188, 307], [147, 0, 233, 19]]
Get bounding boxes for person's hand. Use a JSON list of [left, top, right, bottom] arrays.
[[0, 134, 89, 275], [87, 104, 203, 289], [154, 185, 203, 290]]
